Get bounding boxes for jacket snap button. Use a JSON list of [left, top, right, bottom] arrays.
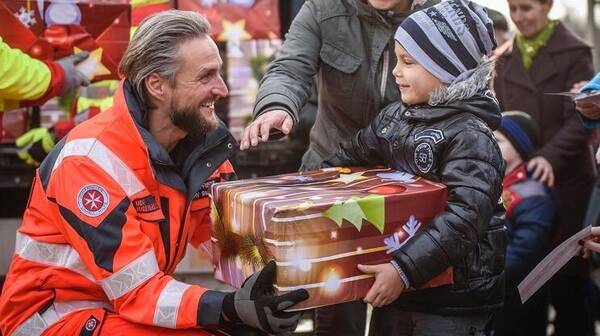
[[393, 141, 399, 148], [404, 111, 411, 116], [381, 127, 387, 134], [206, 162, 212, 168], [227, 143, 233, 149]]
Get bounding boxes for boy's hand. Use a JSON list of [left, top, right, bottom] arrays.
[[527, 156, 554, 187], [358, 263, 405, 308]]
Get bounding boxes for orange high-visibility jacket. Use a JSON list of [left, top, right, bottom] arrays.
[[0, 80, 237, 336]]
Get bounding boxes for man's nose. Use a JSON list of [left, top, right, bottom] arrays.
[[213, 75, 229, 98]]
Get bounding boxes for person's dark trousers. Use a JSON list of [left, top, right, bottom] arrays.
[[550, 272, 595, 336], [314, 301, 406, 336], [490, 286, 549, 336], [584, 175, 600, 228], [314, 301, 489, 336], [399, 312, 489, 336], [548, 177, 595, 336]]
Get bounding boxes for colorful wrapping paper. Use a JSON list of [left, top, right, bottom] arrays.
[[210, 167, 453, 310], [0, 0, 130, 80]]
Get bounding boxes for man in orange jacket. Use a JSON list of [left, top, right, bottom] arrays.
[[0, 10, 307, 336]]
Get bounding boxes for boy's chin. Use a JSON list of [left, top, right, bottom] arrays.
[[401, 97, 428, 106]]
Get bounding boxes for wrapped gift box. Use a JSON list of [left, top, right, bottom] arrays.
[[210, 167, 453, 310], [0, 0, 130, 80]]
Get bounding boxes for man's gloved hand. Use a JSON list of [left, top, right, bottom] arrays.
[[222, 260, 309, 334], [57, 51, 91, 93], [16, 127, 55, 166]]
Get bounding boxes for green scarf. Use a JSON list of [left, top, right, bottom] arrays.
[[515, 20, 557, 70]]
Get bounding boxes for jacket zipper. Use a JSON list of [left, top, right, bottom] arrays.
[[166, 134, 231, 273], [380, 49, 390, 103], [167, 203, 190, 273]]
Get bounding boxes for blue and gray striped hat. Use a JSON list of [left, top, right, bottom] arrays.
[[394, 0, 497, 84]]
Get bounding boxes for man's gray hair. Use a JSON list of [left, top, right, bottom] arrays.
[[119, 10, 211, 109]]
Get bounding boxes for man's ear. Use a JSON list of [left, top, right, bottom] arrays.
[[145, 73, 169, 104]]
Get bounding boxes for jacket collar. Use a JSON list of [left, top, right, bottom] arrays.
[[119, 80, 237, 198], [500, 47, 538, 92], [123, 80, 176, 167], [544, 21, 591, 54], [403, 89, 502, 130], [499, 22, 590, 91], [502, 164, 528, 189]]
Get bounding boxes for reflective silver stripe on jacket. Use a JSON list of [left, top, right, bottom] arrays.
[[52, 138, 145, 197], [153, 279, 191, 328], [12, 300, 111, 336], [15, 232, 94, 281], [100, 250, 159, 300]]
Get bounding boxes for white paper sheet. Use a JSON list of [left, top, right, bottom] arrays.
[[545, 91, 600, 106], [518, 225, 592, 303]]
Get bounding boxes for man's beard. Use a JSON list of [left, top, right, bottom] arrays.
[[169, 99, 218, 137]]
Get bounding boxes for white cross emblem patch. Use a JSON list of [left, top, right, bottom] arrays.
[[77, 184, 110, 217]]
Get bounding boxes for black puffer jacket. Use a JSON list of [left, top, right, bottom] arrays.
[[326, 92, 506, 314]]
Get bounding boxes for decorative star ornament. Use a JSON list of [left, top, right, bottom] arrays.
[[331, 172, 368, 184], [217, 19, 252, 42], [74, 46, 111, 78]]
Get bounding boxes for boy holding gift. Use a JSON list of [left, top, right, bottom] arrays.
[[325, 0, 506, 333]]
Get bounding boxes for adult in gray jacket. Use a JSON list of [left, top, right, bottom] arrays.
[[240, 0, 437, 171]]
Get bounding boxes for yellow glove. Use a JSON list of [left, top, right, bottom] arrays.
[[16, 127, 55, 166]]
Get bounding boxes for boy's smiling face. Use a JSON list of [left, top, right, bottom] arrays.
[[392, 42, 444, 106]]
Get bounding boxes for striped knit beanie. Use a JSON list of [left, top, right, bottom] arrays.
[[394, 0, 497, 84]]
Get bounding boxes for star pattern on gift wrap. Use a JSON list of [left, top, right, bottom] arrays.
[[74, 46, 111, 78], [331, 172, 368, 184], [15, 6, 36, 27], [376, 171, 417, 184], [217, 19, 252, 42]]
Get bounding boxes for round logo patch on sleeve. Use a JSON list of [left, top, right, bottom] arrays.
[[85, 316, 98, 331], [414, 142, 434, 173], [77, 184, 110, 217]]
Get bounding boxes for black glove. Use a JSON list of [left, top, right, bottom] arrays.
[[222, 261, 309, 334], [56, 51, 91, 93]]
